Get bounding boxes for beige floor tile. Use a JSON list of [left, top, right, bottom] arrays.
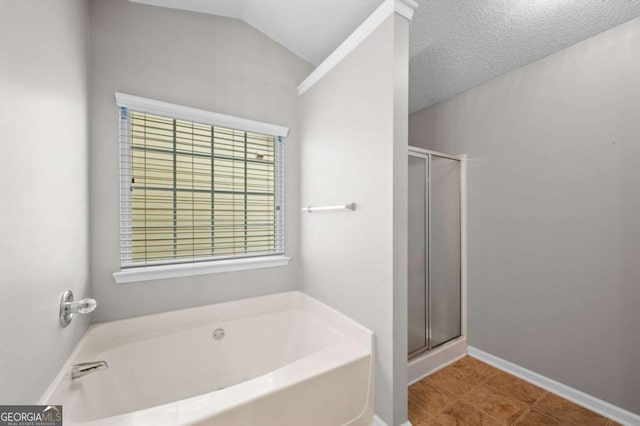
[[534, 392, 609, 425], [463, 384, 528, 425], [484, 370, 545, 405], [410, 391, 435, 425], [435, 400, 501, 426], [451, 356, 499, 382], [410, 379, 455, 416], [427, 365, 480, 398], [411, 362, 613, 426], [514, 409, 561, 425], [413, 414, 444, 426]]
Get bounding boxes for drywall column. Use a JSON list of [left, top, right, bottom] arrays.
[[409, 17, 640, 415], [299, 10, 411, 425], [392, 14, 410, 426], [0, 0, 90, 403]]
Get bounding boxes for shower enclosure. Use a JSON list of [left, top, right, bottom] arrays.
[[408, 147, 463, 359]]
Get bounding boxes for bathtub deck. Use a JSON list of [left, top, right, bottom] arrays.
[[40, 292, 374, 426]]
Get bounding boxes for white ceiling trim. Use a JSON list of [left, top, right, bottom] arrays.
[[395, 0, 418, 21], [298, 0, 418, 96]]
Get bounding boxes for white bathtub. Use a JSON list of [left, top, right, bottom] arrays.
[[40, 291, 374, 425]]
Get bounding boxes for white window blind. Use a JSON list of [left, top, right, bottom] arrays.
[[118, 98, 285, 269]]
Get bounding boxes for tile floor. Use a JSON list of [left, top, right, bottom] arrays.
[[408, 356, 616, 426]]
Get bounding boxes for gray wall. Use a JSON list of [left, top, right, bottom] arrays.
[[409, 17, 640, 414], [0, 0, 90, 403], [300, 15, 410, 426], [89, 0, 313, 322]]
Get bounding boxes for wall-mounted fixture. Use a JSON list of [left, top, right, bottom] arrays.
[[59, 290, 97, 327], [301, 202, 356, 213]]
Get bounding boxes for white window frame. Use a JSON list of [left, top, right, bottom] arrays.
[[112, 93, 290, 284]]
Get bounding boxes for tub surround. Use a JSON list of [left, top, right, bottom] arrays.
[[41, 292, 374, 425]]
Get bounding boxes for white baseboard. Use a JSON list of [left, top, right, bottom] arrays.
[[371, 414, 385, 426], [468, 346, 640, 426], [408, 337, 467, 384], [371, 414, 412, 426]]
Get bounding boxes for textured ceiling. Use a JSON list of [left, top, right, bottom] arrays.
[[409, 0, 640, 112], [130, 0, 640, 113]]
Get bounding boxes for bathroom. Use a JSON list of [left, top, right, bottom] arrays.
[[1, 0, 639, 425]]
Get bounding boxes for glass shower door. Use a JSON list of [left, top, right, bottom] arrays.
[[429, 156, 461, 347], [408, 154, 428, 355], [408, 150, 462, 358]]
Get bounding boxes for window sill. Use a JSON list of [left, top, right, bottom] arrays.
[[113, 256, 291, 284]]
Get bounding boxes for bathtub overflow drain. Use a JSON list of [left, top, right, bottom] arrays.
[[212, 328, 225, 340]]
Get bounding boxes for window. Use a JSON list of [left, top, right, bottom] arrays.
[[116, 94, 287, 277]]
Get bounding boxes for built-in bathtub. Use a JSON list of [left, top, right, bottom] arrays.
[[41, 291, 374, 425]]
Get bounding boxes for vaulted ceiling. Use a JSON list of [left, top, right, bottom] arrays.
[[131, 0, 640, 113], [130, 0, 384, 66]]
